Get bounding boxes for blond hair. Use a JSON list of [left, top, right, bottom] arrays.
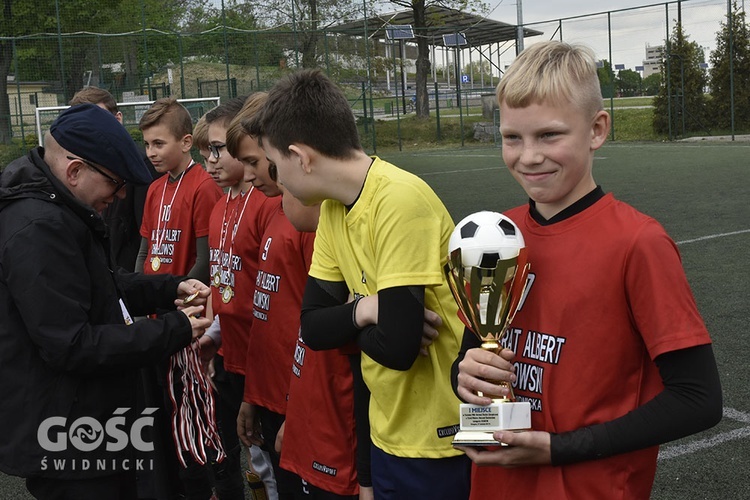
[[192, 116, 209, 151], [497, 41, 603, 117]]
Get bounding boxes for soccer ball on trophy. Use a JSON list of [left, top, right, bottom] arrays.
[[449, 211, 525, 272]]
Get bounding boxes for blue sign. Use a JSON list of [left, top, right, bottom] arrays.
[[635, 66, 644, 72], [461, 75, 470, 83], [615, 64, 625, 70]]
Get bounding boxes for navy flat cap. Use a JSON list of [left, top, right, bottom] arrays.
[[50, 103, 153, 185]]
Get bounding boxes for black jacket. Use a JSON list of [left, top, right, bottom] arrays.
[[0, 148, 192, 478]]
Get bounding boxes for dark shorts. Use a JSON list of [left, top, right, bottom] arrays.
[[370, 445, 471, 500]]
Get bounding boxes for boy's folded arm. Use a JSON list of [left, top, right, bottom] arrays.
[[551, 344, 722, 465], [357, 286, 425, 371], [301, 279, 426, 370], [300, 277, 360, 350]]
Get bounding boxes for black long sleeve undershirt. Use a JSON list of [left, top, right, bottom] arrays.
[[300, 276, 428, 486], [451, 330, 722, 464], [300, 276, 426, 371]]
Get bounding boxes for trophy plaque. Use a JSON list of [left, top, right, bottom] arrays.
[[444, 211, 532, 446]]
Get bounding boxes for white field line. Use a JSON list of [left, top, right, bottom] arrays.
[[418, 166, 500, 176], [676, 229, 750, 245], [658, 407, 750, 461], [658, 426, 750, 461]]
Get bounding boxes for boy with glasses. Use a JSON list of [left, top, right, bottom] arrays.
[[136, 98, 226, 500], [203, 96, 280, 499]]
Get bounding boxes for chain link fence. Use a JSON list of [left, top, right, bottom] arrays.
[[0, 0, 743, 153]]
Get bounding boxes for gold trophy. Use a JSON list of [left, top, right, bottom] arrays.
[[444, 211, 531, 446]]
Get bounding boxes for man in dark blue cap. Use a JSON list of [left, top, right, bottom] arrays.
[[0, 103, 213, 499]]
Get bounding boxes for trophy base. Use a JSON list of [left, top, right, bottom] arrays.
[[453, 400, 530, 446], [459, 400, 531, 431], [452, 430, 506, 447]]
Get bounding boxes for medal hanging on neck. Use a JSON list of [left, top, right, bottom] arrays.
[[212, 191, 233, 289], [151, 163, 191, 272], [218, 187, 253, 304]]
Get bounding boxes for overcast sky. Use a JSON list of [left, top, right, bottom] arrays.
[[209, 0, 732, 72], [485, 0, 730, 70]]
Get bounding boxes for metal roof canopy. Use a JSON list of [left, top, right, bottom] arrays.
[[330, 6, 543, 48]]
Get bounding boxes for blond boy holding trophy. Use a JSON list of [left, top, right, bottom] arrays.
[[453, 41, 722, 499]]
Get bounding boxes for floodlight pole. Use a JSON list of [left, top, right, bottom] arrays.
[[516, 0, 524, 54]]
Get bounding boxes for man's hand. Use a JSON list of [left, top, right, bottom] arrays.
[[237, 402, 263, 448], [420, 307, 442, 356], [456, 347, 517, 404], [456, 430, 551, 467], [181, 306, 211, 339], [175, 279, 210, 309]]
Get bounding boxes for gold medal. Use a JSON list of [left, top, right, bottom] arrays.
[[221, 285, 234, 304], [212, 272, 221, 288], [183, 290, 200, 305], [151, 256, 161, 272]]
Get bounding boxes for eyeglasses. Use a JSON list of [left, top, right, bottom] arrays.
[[208, 143, 226, 160], [268, 163, 277, 182], [67, 155, 126, 193]]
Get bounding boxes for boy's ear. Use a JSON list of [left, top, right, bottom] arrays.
[[288, 144, 312, 173], [590, 110, 610, 151], [181, 134, 193, 152]]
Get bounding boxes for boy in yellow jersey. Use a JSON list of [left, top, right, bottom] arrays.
[[256, 69, 470, 499]]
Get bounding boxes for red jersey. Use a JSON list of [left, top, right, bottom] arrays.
[[140, 164, 222, 276], [243, 205, 314, 414], [208, 188, 278, 375], [280, 337, 358, 496], [469, 194, 712, 500]]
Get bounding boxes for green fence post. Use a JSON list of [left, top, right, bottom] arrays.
[[435, 82, 441, 142]]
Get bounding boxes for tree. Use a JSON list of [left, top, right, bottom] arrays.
[[596, 60, 615, 98], [708, 2, 750, 130], [652, 22, 707, 137], [253, 0, 366, 70], [642, 73, 661, 96], [462, 60, 492, 85], [0, 0, 56, 144], [387, 0, 489, 120], [616, 69, 642, 97]]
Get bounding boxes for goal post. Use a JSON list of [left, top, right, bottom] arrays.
[[34, 96, 221, 147]]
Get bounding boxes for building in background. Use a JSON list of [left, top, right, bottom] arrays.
[[643, 44, 664, 78]]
